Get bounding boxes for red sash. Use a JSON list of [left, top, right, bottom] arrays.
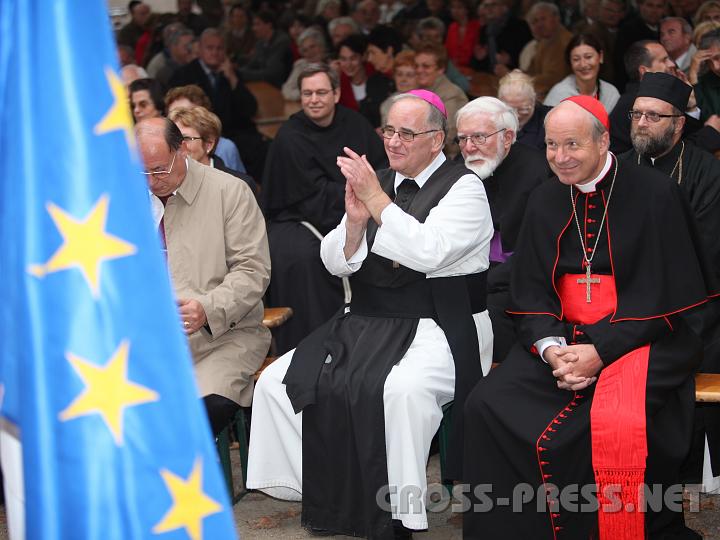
[[558, 274, 648, 540]]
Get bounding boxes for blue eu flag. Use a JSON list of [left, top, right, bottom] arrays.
[[0, 1, 238, 538]]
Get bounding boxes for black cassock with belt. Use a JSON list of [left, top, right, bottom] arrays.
[[283, 160, 487, 539], [463, 157, 718, 539]]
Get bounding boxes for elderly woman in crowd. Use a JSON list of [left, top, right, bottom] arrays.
[[165, 84, 246, 174], [168, 106, 257, 193], [543, 33, 619, 112], [282, 28, 328, 100], [379, 50, 418, 125], [497, 69, 551, 150], [129, 78, 165, 123]]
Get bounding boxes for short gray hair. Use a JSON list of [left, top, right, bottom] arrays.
[[389, 93, 448, 140], [661, 16, 692, 36], [328, 16, 360, 34], [497, 69, 537, 102], [527, 1, 560, 19], [456, 97, 518, 143], [316, 0, 342, 16], [699, 28, 720, 49], [416, 16, 446, 37], [298, 27, 327, 50]]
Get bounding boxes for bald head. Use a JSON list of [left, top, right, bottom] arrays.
[[544, 101, 609, 186], [136, 117, 187, 197]]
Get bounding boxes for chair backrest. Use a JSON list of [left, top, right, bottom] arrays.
[[246, 81, 285, 120]]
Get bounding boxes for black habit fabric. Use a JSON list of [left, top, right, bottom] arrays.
[[516, 104, 551, 151], [463, 157, 716, 539], [609, 82, 720, 155], [262, 106, 388, 354], [283, 160, 484, 539], [483, 143, 550, 363], [620, 141, 720, 480]]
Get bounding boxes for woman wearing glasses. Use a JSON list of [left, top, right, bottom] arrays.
[[168, 106, 257, 194], [543, 33, 620, 113]]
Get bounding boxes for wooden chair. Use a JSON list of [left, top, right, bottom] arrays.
[[215, 306, 294, 504], [245, 81, 293, 139]]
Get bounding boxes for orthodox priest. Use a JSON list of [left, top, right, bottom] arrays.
[[456, 96, 549, 363], [248, 90, 494, 539], [619, 71, 720, 491], [463, 96, 717, 540], [261, 63, 387, 353]]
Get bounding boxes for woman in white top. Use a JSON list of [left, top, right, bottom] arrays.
[[544, 33, 620, 113]]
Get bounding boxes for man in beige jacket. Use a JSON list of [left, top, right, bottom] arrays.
[[136, 117, 271, 435]]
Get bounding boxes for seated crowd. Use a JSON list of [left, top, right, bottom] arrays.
[[119, 0, 720, 538]]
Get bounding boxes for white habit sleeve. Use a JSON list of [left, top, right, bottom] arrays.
[[372, 174, 493, 276], [320, 214, 369, 277]]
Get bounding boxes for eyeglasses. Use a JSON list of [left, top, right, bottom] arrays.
[[628, 110, 682, 122], [301, 89, 333, 98], [456, 128, 506, 147], [142, 151, 177, 178], [183, 136, 203, 142], [381, 126, 440, 142]]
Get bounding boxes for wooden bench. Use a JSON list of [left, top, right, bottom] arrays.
[[262, 306, 293, 329], [696, 373, 720, 402]]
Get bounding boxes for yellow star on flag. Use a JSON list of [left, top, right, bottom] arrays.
[[28, 194, 136, 297], [152, 458, 223, 540], [59, 340, 159, 445], [94, 66, 135, 148]]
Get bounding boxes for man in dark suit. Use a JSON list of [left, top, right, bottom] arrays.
[[169, 28, 256, 138], [169, 28, 267, 178]]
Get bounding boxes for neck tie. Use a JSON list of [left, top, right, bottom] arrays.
[[394, 178, 419, 212], [158, 195, 171, 255]]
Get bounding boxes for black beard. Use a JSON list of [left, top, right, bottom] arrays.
[[631, 124, 676, 158]]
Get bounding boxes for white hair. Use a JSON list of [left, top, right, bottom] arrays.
[[455, 96, 518, 143]]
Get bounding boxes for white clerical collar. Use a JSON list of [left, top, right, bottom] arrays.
[[393, 152, 446, 191], [574, 152, 612, 193]]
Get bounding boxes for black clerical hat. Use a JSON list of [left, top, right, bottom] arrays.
[[636, 72, 691, 112]]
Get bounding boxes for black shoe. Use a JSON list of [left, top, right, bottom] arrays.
[[392, 520, 413, 539]]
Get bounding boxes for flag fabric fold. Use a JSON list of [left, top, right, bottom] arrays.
[[0, 1, 238, 538]]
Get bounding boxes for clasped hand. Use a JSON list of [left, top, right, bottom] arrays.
[[337, 146, 388, 224], [544, 344, 603, 391]]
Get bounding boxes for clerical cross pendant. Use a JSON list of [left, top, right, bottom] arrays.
[[577, 264, 601, 303]]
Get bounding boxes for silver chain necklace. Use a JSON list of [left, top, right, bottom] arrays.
[[570, 155, 618, 303], [636, 140, 684, 185]]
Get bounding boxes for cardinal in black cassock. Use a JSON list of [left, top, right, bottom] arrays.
[[463, 96, 717, 540]]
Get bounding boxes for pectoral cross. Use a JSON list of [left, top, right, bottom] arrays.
[[577, 264, 601, 303]]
